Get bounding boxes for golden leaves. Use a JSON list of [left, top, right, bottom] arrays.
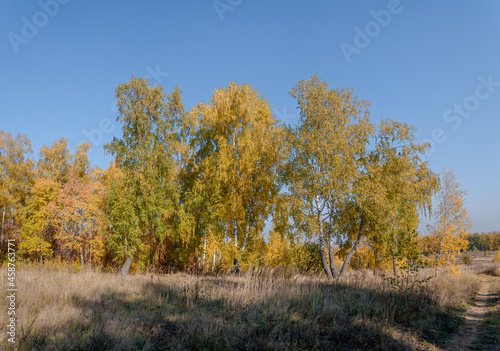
[[425, 167, 471, 276]]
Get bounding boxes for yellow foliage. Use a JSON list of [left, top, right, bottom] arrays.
[[493, 251, 500, 263], [265, 230, 291, 267], [19, 236, 53, 261], [425, 167, 471, 276]]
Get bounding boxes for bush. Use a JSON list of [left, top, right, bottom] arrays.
[[462, 254, 473, 266], [493, 251, 500, 263]]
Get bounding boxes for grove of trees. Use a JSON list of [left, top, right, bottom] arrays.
[[466, 231, 500, 252], [0, 75, 476, 278]]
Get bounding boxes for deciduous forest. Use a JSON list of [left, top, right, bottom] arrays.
[[1, 75, 474, 276], [2, 75, 500, 351]]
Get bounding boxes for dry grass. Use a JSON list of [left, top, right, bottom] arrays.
[[481, 264, 500, 277], [0, 265, 481, 351], [459, 250, 498, 275]]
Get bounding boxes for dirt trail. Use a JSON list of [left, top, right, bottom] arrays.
[[446, 278, 494, 350]]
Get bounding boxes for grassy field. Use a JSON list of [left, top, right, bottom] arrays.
[[1, 255, 497, 351]]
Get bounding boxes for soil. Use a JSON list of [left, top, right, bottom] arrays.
[[446, 278, 493, 350], [444, 252, 500, 351]]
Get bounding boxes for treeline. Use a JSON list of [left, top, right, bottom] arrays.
[[466, 231, 500, 252], [0, 75, 472, 277]]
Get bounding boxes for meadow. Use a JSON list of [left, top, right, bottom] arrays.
[[1, 252, 499, 350]]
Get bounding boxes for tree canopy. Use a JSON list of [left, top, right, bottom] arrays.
[[0, 75, 472, 277]]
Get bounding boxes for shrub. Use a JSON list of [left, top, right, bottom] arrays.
[[462, 254, 473, 266]]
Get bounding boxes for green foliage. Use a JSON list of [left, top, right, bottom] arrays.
[[466, 231, 500, 251], [104, 77, 191, 268], [0, 131, 35, 244]]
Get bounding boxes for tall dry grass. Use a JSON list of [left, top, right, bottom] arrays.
[[0, 264, 481, 350]]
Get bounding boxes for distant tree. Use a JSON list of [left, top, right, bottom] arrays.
[[266, 230, 292, 267], [426, 167, 471, 276], [37, 138, 72, 184]]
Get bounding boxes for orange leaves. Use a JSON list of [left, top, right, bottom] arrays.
[[48, 175, 106, 266]]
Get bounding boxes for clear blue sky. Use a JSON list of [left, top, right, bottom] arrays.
[[1, 1, 499, 234]]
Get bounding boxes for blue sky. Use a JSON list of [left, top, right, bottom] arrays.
[[1, 1, 499, 234]]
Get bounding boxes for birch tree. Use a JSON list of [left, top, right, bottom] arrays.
[[285, 75, 439, 279], [285, 74, 372, 279], [0, 131, 34, 247], [425, 167, 470, 276], [104, 77, 192, 271], [186, 82, 283, 270]]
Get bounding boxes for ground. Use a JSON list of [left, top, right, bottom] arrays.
[[0, 251, 498, 350], [446, 252, 500, 351]]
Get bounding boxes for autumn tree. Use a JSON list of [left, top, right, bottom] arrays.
[[48, 172, 106, 267], [266, 230, 292, 267], [353, 120, 438, 277], [425, 167, 471, 276], [37, 138, 72, 184], [72, 142, 93, 183], [284, 75, 438, 279], [185, 82, 284, 272], [20, 177, 59, 262], [104, 77, 192, 271], [284, 75, 372, 279], [0, 131, 35, 248], [21, 141, 98, 263]]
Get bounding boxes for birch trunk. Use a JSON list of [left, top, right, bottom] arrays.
[[241, 210, 251, 252], [202, 234, 207, 272], [316, 197, 333, 279], [339, 217, 364, 277], [120, 257, 133, 276], [80, 247, 85, 267], [392, 250, 398, 278], [328, 234, 337, 278], [212, 249, 217, 273]]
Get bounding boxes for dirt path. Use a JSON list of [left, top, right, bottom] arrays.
[[446, 278, 494, 350]]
